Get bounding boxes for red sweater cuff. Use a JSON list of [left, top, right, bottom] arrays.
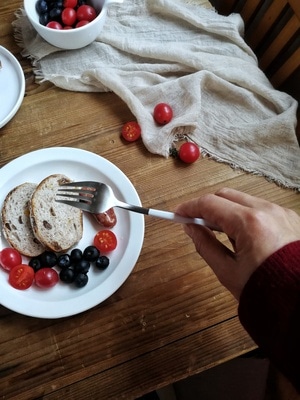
[[238, 240, 300, 392]]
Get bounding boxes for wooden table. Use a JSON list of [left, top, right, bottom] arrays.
[[0, 2, 299, 399]]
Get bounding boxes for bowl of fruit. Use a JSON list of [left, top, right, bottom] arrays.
[[24, 0, 122, 50]]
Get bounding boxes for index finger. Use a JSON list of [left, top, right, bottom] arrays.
[[176, 193, 247, 239], [216, 188, 271, 209]]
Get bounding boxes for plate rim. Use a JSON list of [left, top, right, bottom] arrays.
[[0, 147, 145, 318], [0, 45, 25, 129]]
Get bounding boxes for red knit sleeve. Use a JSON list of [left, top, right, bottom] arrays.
[[238, 240, 300, 392]]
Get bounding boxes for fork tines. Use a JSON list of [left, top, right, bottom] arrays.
[[58, 181, 97, 188], [56, 183, 96, 205]]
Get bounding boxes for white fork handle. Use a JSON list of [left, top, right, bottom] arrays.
[[148, 209, 221, 231], [115, 200, 221, 231]]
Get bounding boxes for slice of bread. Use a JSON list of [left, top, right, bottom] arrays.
[[30, 174, 83, 253], [1, 182, 46, 257]]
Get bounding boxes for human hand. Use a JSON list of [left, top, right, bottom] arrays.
[[175, 188, 300, 300]]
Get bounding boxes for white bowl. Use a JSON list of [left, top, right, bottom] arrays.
[[24, 0, 121, 50]]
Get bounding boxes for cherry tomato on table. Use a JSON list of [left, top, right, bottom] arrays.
[[121, 121, 141, 142], [9, 264, 35, 290], [178, 142, 200, 163], [35, 268, 59, 289], [0, 248, 22, 272], [153, 103, 173, 125], [94, 230, 117, 252]]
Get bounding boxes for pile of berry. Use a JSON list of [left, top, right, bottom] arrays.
[[30, 246, 110, 288], [36, 0, 98, 29], [0, 245, 111, 290]]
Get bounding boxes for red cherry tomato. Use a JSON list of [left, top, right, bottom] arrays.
[[0, 248, 22, 272], [62, 8, 77, 26], [9, 265, 35, 290], [46, 21, 63, 30], [94, 230, 117, 252], [63, 0, 77, 8], [35, 268, 59, 289], [77, 5, 97, 22], [76, 20, 90, 28], [153, 103, 173, 125], [121, 121, 141, 142], [178, 142, 200, 163]]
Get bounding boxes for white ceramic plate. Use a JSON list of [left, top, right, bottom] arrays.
[[0, 46, 25, 128], [0, 147, 145, 318]]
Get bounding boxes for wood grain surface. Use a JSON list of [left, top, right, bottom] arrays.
[[0, 2, 299, 399]]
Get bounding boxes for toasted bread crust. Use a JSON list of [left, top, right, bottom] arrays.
[[1, 182, 45, 257], [30, 174, 83, 252]]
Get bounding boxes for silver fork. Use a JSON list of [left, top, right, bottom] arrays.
[[56, 181, 220, 230]]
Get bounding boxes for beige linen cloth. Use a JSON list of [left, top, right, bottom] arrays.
[[13, 0, 300, 190]]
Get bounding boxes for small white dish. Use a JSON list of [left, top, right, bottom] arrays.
[[0, 46, 25, 128], [0, 147, 145, 318]]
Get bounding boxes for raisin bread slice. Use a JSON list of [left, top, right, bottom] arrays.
[[30, 174, 83, 252], [1, 182, 45, 257]]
